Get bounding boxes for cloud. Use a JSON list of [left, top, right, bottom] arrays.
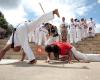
[[0, 0, 95, 28], [0, 0, 27, 26], [0, 5, 27, 26], [96, 24, 100, 33], [22, 0, 92, 23], [75, 5, 93, 16], [97, 0, 100, 3], [0, 0, 21, 9]]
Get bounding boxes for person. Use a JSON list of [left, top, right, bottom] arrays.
[[36, 23, 59, 54], [35, 23, 48, 54], [0, 9, 60, 64], [88, 18, 96, 37], [69, 18, 77, 43], [60, 17, 68, 42], [75, 19, 82, 42], [45, 23, 59, 46], [88, 27, 93, 37], [45, 41, 77, 63], [45, 41, 100, 63]]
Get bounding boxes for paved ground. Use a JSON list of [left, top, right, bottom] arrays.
[[0, 59, 100, 80]]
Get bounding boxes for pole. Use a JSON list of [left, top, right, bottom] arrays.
[[39, 2, 45, 14]]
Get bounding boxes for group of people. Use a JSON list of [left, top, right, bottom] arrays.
[[29, 16, 96, 45], [0, 9, 60, 64], [59, 17, 96, 44], [0, 9, 100, 64]]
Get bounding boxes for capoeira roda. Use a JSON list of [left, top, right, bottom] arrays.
[[0, 9, 60, 64]]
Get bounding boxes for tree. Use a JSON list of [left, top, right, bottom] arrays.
[[0, 11, 8, 30], [0, 11, 13, 37]]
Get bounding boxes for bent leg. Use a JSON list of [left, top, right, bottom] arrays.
[[86, 54, 100, 62], [71, 47, 88, 62], [17, 27, 35, 61]]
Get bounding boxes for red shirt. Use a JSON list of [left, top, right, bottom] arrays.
[[52, 41, 72, 55]]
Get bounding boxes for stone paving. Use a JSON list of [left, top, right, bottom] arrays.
[[0, 59, 100, 80]]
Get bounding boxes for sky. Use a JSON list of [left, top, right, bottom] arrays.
[[0, 0, 100, 33]]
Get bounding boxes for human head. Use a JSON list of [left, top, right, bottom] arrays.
[[70, 18, 74, 22], [45, 44, 60, 59], [90, 18, 93, 21], [74, 18, 78, 22], [44, 23, 52, 29], [81, 18, 84, 21], [62, 17, 65, 22]]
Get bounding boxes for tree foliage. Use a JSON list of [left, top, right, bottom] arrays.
[[0, 11, 8, 30], [0, 11, 13, 37]]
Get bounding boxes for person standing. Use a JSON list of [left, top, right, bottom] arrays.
[[88, 18, 96, 37], [69, 18, 77, 43], [60, 17, 69, 42]]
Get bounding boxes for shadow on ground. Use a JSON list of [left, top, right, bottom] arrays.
[[0, 61, 90, 70]]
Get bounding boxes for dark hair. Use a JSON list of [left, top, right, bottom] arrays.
[[45, 45, 53, 53], [44, 23, 49, 26], [45, 44, 60, 59], [81, 18, 84, 21], [90, 18, 92, 21], [74, 19, 78, 21]]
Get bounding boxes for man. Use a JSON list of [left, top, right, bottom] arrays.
[[0, 9, 60, 64], [88, 18, 96, 37], [45, 41, 74, 63], [35, 23, 48, 54], [45, 23, 59, 46], [45, 41, 100, 63], [80, 18, 88, 40], [75, 19, 82, 42], [60, 17, 68, 42], [35, 24, 48, 46], [69, 18, 77, 43]]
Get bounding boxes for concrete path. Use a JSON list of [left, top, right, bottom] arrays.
[[0, 59, 100, 80]]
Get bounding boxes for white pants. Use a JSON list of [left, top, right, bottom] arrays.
[[16, 24, 35, 61], [71, 47, 100, 62], [34, 27, 40, 44], [76, 28, 82, 42], [28, 32, 35, 42], [84, 28, 88, 38], [70, 28, 77, 43], [38, 29, 48, 46]]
